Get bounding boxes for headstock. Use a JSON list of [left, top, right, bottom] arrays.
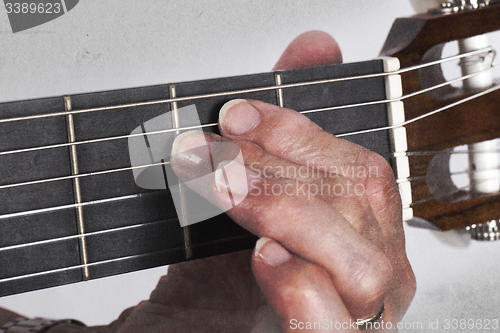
[[381, 2, 500, 231]]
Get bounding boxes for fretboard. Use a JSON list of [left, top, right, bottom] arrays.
[[0, 59, 392, 297]]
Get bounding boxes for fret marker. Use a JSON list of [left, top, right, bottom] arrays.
[[64, 96, 90, 280], [380, 57, 413, 221]]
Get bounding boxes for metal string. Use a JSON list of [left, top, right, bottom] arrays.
[[394, 148, 500, 157], [0, 233, 257, 284], [0, 48, 499, 284], [1, 73, 499, 191], [0, 191, 165, 221], [2, 61, 499, 159], [0, 47, 492, 126], [1, 165, 499, 253], [397, 166, 500, 183]]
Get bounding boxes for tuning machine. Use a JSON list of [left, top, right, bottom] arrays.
[[432, 0, 499, 14], [467, 220, 500, 241]]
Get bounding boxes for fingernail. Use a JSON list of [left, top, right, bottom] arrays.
[[171, 131, 210, 166], [214, 160, 261, 205], [219, 99, 261, 135], [254, 237, 292, 267]]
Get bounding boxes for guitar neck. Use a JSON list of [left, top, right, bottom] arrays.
[[0, 58, 399, 297]]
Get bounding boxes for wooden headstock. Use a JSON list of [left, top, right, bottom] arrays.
[[381, 4, 500, 230]]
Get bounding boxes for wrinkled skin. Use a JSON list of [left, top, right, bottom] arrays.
[[0, 31, 415, 333], [113, 31, 415, 333]]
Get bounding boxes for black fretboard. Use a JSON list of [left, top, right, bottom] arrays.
[[0, 59, 391, 297]]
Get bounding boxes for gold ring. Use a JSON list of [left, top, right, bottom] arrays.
[[356, 303, 385, 331]]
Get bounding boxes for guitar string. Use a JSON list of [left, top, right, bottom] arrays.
[[394, 148, 500, 157], [1, 50, 499, 276], [0, 191, 166, 221], [4, 188, 498, 284], [1, 156, 499, 223], [1, 156, 498, 259], [0, 81, 498, 233], [406, 170, 500, 208], [399, 173, 500, 191], [0, 47, 492, 125], [2, 181, 499, 288], [0, 233, 258, 284], [1, 169, 499, 253], [1, 145, 499, 193], [1, 142, 497, 218], [0, 218, 177, 252], [2, 62, 499, 159], [1, 75, 500, 192], [0, 204, 228, 253], [2, 173, 497, 290], [397, 165, 500, 183], [408, 181, 495, 208]]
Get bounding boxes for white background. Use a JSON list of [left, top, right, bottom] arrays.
[[1, 0, 500, 331]]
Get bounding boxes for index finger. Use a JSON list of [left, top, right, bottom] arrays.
[[217, 99, 399, 218]]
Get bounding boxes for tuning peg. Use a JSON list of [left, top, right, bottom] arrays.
[[409, 0, 443, 14]]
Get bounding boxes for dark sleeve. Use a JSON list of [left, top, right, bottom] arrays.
[[0, 306, 136, 333]]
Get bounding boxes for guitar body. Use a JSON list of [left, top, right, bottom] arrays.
[[1, 0, 499, 327]]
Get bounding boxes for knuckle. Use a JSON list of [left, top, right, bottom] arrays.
[[401, 259, 417, 304], [351, 252, 393, 309], [278, 264, 332, 318], [364, 151, 402, 215]]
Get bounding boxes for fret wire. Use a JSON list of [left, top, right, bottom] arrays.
[[1, 47, 496, 290], [1, 82, 499, 192], [1, 167, 499, 264], [274, 73, 284, 107], [169, 84, 194, 261], [0, 47, 492, 125], [1, 63, 499, 159], [0, 233, 257, 284], [64, 96, 90, 280]]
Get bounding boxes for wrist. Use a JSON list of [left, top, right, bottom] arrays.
[[0, 308, 23, 328]]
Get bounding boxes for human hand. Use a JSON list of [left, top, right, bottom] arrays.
[[107, 31, 416, 333]]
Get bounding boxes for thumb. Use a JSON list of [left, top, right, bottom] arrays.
[[273, 30, 342, 70]]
